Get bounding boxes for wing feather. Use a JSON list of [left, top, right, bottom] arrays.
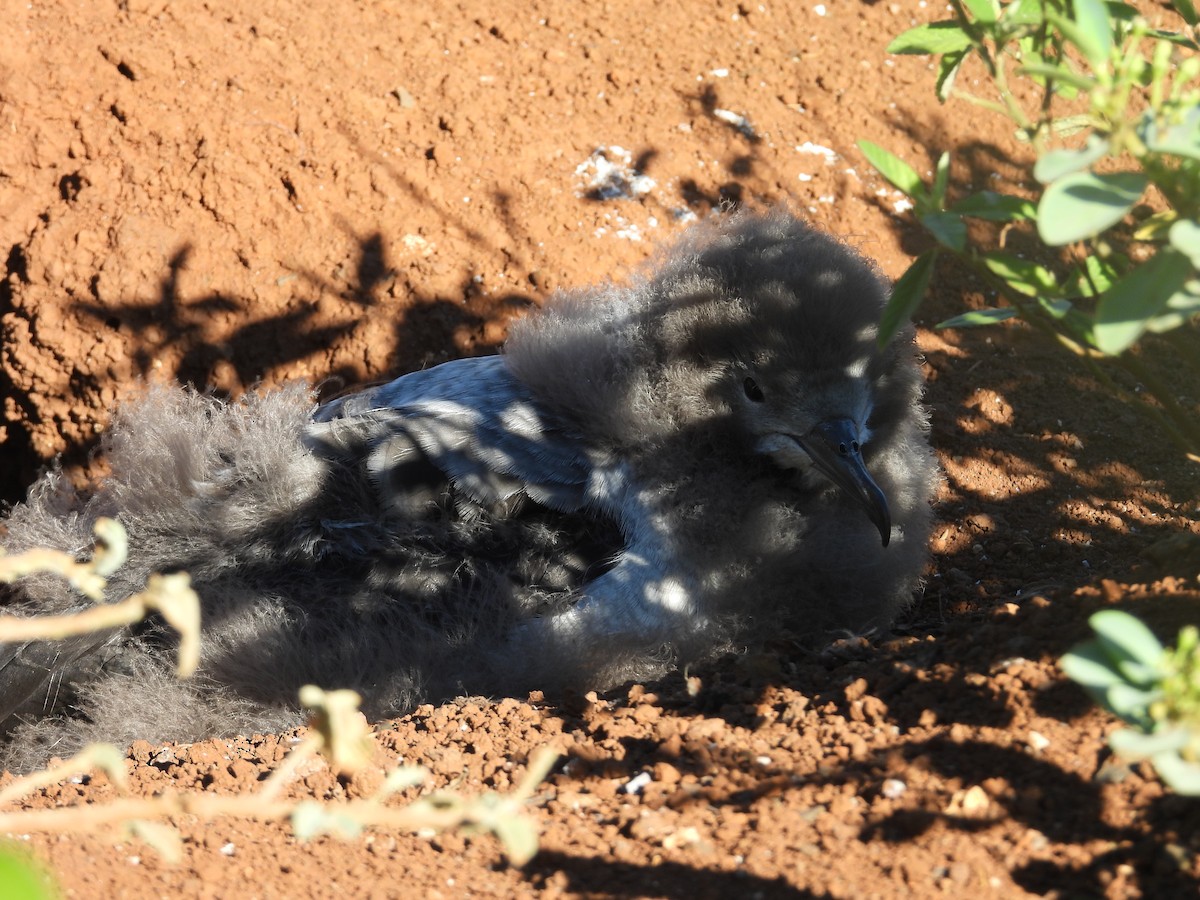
[[305, 356, 593, 512]]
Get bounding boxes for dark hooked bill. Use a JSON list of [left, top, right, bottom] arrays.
[[797, 417, 891, 547]]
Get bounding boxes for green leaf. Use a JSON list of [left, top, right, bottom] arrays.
[[1051, 3, 1113, 69], [1148, 748, 1200, 795], [1138, 106, 1200, 161], [1033, 134, 1111, 183], [1094, 248, 1195, 353], [1171, 0, 1198, 26], [1037, 171, 1148, 245], [1169, 219, 1200, 267], [1103, 2, 1142, 25], [1148, 27, 1200, 48], [1144, 278, 1200, 334], [492, 815, 540, 866], [981, 252, 1061, 296], [920, 212, 967, 251], [1036, 297, 1076, 319], [0, 844, 57, 900], [949, 191, 1037, 221], [931, 151, 951, 208], [887, 20, 975, 55], [1133, 211, 1177, 241], [937, 306, 1021, 329], [879, 250, 938, 346], [1111, 657, 1163, 688], [1043, 302, 1096, 344], [1072, 0, 1114, 65], [1074, 254, 1122, 296], [1103, 681, 1160, 718], [935, 49, 968, 101], [1001, 0, 1046, 27], [1062, 641, 1127, 690], [963, 0, 999, 23], [1108, 726, 1192, 759], [857, 140, 928, 201], [1091, 609, 1167, 669]]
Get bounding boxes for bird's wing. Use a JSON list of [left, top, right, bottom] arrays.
[[304, 355, 594, 513], [0, 628, 123, 728]]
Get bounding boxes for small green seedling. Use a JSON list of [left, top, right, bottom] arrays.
[[1062, 610, 1200, 794]]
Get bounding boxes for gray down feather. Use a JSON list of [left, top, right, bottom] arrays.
[[0, 210, 938, 771]]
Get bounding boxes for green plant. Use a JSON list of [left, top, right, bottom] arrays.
[[0, 842, 59, 900], [860, 0, 1200, 459], [1062, 610, 1200, 794]]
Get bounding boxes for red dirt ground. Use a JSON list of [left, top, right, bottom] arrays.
[[2, 0, 1199, 897]]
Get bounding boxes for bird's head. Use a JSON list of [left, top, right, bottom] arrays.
[[651, 213, 902, 547], [504, 210, 918, 548], [731, 347, 892, 547]]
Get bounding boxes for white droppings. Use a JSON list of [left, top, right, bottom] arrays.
[[574, 146, 656, 200], [623, 771, 653, 794], [796, 141, 838, 161], [401, 233, 433, 255], [882, 778, 907, 799], [712, 108, 757, 139]]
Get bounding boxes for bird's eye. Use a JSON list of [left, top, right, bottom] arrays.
[[743, 376, 765, 403]]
